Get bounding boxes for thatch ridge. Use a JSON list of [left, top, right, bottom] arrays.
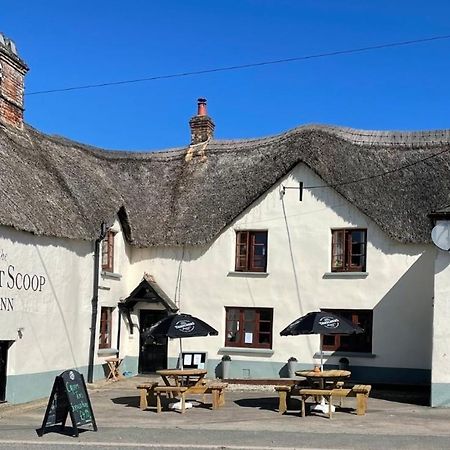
[[1, 122, 450, 246]]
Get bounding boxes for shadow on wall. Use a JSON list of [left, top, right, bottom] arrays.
[[278, 363, 289, 378], [371, 250, 434, 384], [215, 361, 223, 379]]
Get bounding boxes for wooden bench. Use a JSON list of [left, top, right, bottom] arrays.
[[205, 382, 228, 409], [299, 384, 372, 419], [154, 386, 188, 413], [138, 381, 228, 413], [136, 382, 159, 410], [275, 381, 344, 414], [180, 381, 228, 409]]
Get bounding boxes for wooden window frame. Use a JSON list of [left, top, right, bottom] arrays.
[[331, 228, 367, 272], [235, 230, 268, 272], [99, 307, 113, 349], [102, 230, 116, 272], [225, 307, 273, 349], [321, 309, 373, 353]]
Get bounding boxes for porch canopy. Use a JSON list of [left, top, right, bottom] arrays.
[[119, 273, 178, 333]]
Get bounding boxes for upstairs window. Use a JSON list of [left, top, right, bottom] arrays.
[[235, 230, 268, 272], [102, 230, 116, 272], [99, 307, 113, 349], [321, 309, 373, 353], [331, 229, 367, 272], [225, 307, 273, 349]]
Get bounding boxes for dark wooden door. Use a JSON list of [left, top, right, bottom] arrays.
[[139, 310, 168, 373], [0, 341, 8, 402]]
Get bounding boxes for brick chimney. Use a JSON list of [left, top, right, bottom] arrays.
[[189, 98, 215, 144], [0, 33, 28, 129]]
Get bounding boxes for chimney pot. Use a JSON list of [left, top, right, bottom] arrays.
[[197, 98, 207, 116]]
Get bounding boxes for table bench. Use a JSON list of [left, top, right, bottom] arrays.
[[275, 381, 344, 414], [299, 384, 372, 418], [154, 386, 188, 413], [138, 381, 228, 412], [275, 383, 371, 418], [136, 382, 159, 410]]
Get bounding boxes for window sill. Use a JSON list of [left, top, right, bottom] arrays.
[[314, 351, 376, 359], [97, 348, 118, 357], [219, 347, 274, 356], [101, 271, 122, 280], [227, 271, 269, 278], [323, 272, 368, 279]]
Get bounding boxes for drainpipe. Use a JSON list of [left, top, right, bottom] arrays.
[[87, 222, 107, 383]]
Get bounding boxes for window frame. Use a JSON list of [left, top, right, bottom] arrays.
[[225, 307, 273, 349], [321, 309, 373, 353], [331, 228, 367, 272], [99, 307, 113, 349], [102, 230, 116, 272], [235, 230, 268, 272]]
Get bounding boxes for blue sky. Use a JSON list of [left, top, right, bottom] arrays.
[[3, 1, 450, 151]]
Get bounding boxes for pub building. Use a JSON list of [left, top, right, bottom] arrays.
[[1, 33, 450, 407]]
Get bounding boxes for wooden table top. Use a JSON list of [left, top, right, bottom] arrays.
[[105, 357, 123, 363], [295, 369, 351, 378], [156, 368, 207, 376]]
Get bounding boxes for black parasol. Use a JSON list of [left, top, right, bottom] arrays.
[[143, 313, 218, 369], [280, 311, 363, 369]]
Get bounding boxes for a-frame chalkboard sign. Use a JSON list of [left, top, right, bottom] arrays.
[[37, 369, 97, 437]]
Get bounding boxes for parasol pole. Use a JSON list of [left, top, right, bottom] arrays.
[[179, 337, 184, 369], [319, 334, 324, 371]]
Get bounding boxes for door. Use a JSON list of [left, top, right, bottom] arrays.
[[0, 341, 8, 402], [139, 310, 168, 373]]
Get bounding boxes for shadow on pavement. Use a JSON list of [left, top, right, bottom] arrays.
[[111, 396, 140, 408], [234, 396, 281, 412], [370, 385, 430, 406]]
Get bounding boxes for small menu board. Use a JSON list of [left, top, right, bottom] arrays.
[[37, 369, 97, 437], [181, 352, 207, 369]]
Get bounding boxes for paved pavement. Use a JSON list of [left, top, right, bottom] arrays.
[[0, 376, 449, 449]]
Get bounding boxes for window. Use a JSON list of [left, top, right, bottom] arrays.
[[321, 309, 372, 353], [99, 307, 113, 349], [331, 228, 367, 272], [235, 230, 268, 272], [102, 230, 116, 272], [225, 307, 273, 348]]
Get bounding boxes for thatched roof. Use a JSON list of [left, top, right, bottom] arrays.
[[1, 122, 449, 246]]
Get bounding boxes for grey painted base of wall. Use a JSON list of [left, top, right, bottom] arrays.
[[431, 384, 450, 407], [4, 356, 433, 405], [6, 355, 140, 405]]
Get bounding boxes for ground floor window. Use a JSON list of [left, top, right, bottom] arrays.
[[225, 307, 273, 348], [321, 309, 372, 353], [99, 307, 114, 349]]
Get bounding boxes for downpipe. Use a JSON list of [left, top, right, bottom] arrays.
[[87, 222, 107, 384]]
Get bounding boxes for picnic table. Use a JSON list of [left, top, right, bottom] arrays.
[[295, 369, 351, 389], [296, 369, 351, 415], [143, 368, 227, 413], [156, 368, 208, 390]]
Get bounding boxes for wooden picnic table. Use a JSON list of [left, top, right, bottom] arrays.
[[156, 368, 208, 391], [152, 368, 227, 412], [295, 369, 351, 415], [295, 369, 351, 389]]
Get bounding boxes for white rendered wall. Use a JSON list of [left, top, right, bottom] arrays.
[[0, 226, 93, 376], [432, 248, 450, 384], [128, 163, 434, 372]]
